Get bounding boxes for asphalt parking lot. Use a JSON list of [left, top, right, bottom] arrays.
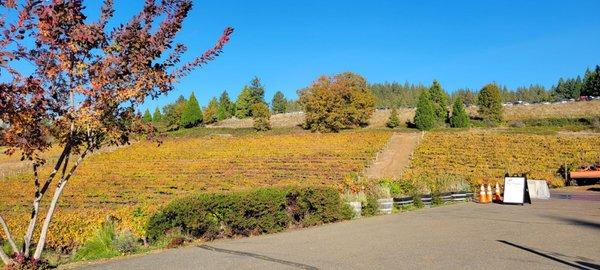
[[74, 194, 600, 270]]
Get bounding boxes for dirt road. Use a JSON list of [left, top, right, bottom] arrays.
[[364, 132, 421, 179]]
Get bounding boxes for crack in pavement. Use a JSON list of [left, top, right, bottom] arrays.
[[198, 245, 319, 270]]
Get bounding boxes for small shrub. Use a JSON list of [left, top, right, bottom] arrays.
[[431, 193, 443, 205], [361, 195, 379, 216], [113, 230, 138, 254], [251, 102, 272, 131], [412, 195, 424, 208], [74, 222, 120, 261], [386, 107, 401, 128]]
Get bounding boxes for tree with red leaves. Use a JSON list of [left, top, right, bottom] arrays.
[[0, 0, 233, 265]]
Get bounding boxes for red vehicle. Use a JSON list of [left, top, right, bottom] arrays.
[[570, 162, 600, 185]]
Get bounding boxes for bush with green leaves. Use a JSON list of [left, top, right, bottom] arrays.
[[147, 187, 352, 242]]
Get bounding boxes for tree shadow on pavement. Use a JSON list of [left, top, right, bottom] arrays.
[[497, 240, 598, 270], [542, 216, 600, 230]]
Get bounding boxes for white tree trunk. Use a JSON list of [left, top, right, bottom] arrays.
[[0, 215, 18, 253], [32, 180, 66, 260], [32, 148, 89, 260], [24, 145, 71, 256], [0, 247, 10, 265]]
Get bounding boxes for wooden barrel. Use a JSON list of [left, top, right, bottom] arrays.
[[377, 198, 393, 214]]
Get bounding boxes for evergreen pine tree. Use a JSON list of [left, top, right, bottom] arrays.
[[153, 107, 162, 122], [583, 65, 600, 96], [217, 91, 234, 120], [203, 97, 219, 124], [386, 107, 400, 128], [428, 80, 449, 123], [413, 90, 436, 130], [235, 87, 253, 118], [142, 109, 152, 123], [248, 76, 266, 105], [450, 97, 469, 128], [477, 83, 503, 124], [251, 102, 271, 131], [271, 91, 287, 113], [180, 92, 203, 128]]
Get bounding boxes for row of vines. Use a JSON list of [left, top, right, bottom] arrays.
[[404, 131, 600, 187], [0, 130, 392, 250]]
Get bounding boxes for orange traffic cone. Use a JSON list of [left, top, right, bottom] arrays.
[[494, 182, 502, 202], [479, 184, 487, 203], [486, 184, 493, 203]]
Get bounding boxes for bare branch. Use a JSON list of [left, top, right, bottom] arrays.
[[0, 214, 18, 253]]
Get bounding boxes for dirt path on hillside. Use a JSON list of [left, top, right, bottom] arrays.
[[364, 132, 421, 179]]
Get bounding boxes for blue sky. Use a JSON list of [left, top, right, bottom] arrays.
[[46, 1, 600, 110]]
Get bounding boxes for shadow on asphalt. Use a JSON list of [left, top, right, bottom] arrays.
[[198, 245, 319, 270], [543, 216, 600, 230], [497, 240, 597, 270]]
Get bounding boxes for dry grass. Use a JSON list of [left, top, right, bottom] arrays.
[[210, 100, 600, 129]]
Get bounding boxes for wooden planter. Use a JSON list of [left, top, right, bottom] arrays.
[[377, 198, 393, 214]]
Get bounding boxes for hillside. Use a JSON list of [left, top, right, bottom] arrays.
[[0, 130, 392, 249], [209, 100, 600, 129], [403, 130, 600, 187]]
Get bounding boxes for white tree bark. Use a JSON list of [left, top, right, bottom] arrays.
[[23, 144, 71, 256], [33, 147, 90, 260], [0, 214, 18, 253], [0, 247, 10, 265]]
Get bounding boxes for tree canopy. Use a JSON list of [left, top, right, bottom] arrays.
[[477, 83, 503, 124], [413, 90, 436, 130], [271, 91, 287, 114], [300, 72, 375, 132], [0, 0, 233, 264], [181, 92, 203, 128]]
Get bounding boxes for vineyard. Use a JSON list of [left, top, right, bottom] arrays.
[[0, 130, 391, 249], [404, 130, 600, 187]]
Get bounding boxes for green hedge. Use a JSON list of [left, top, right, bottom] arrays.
[[147, 187, 353, 241]]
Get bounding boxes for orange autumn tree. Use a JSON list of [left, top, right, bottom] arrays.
[[0, 0, 233, 266]]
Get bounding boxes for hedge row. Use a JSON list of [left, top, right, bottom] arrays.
[[146, 187, 353, 241]]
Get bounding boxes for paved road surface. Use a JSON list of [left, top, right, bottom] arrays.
[[72, 195, 600, 270]]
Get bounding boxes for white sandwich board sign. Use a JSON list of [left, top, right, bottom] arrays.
[[503, 176, 531, 205]]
